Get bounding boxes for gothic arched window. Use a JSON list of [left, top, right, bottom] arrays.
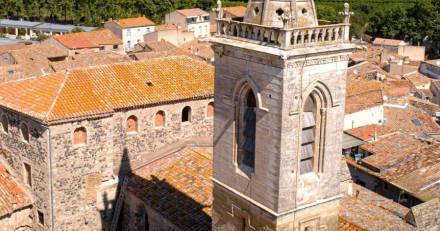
[[236, 87, 257, 172], [300, 90, 326, 174]]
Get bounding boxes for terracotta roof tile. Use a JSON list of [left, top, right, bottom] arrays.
[[54, 29, 122, 49], [128, 147, 213, 230], [137, 40, 178, 52], [176, 8, 209, 17], [223, 6, 247, 17], [373, 38, 406, 47], [50, 51, 130, 72], [111, 17, 155, 28], [0, 43, 27, 54], [340, 183, 414, 231], [155, 24, 178, 31], [0, 56, 214, 123], [0, 160, 31, 217], [54, 33, 98, 49]]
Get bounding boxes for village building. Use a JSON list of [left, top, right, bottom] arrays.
[[0, 55, 214, 230], [133, 40, 178, 53], [0, 19, 96, 39], [0, 160, 33, 231], [420, 59, 440, 80], [43, 29, 124, 55], [0, 43, 68, 81], [165, 8, 211, 38], [104, 17, 155, 51], [143, 24, 195, 46]]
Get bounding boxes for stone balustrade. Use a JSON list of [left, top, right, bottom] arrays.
[[216, 19, 350, 50]]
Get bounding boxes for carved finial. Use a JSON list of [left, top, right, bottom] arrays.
[[214, 0, 223, 18], [339, 2, 354, 24], [280, 9, 293, 29]]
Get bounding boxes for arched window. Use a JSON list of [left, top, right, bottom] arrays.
[[73, 127, 87, 145], [155, 111, 165, 127], [1, 115, 8, 133], [236, 87, 256, 171], [20, 123, 29, 143], [207, 102, 214, 118], [182, 106, 192, 122], [126, 115, 138, 132], [300, 90, 326, 174]]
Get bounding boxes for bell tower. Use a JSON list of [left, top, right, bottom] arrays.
[[211, 1, 355, 230]]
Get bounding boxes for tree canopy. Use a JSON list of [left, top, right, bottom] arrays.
[[0, 0, 438, 57]]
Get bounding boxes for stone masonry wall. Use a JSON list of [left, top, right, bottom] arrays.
[[49, 98, 214, 230], [0, 109, 50, 231]]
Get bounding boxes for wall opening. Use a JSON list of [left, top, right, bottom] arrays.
[[73, 127, 87, 145], [155, 111, 165, 127], [236, 87, 256, 172], [127, 115, 138, 133], [182, 106, 192, 122]]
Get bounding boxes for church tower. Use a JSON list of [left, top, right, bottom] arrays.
[[211, 1, 355, 230]]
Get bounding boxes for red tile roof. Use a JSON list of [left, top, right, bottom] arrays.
[[110, 17, 155, 28], [223, 6, 247, 17], [373, 38, 406, 47], [54, 29, 122, 49], [340, 183, 414, 231], [54, 33, 98, 49], [128, 147, 213, 230], [176, 8, 209, 17], [137, 40, 178, 52], [0, 160, 31, 217], [0, 56, 214, 123], [50, 51, 131, 72]]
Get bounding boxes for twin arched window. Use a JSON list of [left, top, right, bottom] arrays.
[[236, 86, 257, 171], [73, 127, 87, 145]]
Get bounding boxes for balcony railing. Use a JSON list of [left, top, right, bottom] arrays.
[[216, 19, 350, 50]]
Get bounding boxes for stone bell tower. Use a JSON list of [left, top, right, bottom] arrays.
[[211, 1, 355, 230]]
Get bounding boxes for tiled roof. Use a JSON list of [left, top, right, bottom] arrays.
[[155, 24, 178, 31], [110, 17, 155, 28], [7, 44, 68, 77], [81, 29, 122, 45], [176, 8, 209, 17], [373, 38, 406, 47], [404, 72, 432, 89], [345, 90, 383, 114], [54, 29, 122, 49], [50, 51, 131, 72], [180, 40, 214, 61], [128, 147, 213, 230], [346, 105, 440, 141], [137, 40, 178, 52], [223, 6, 247, 17], [0, 56, 214, 123], [54, 33, 98, 49], [360, 134, 426, 172], [0, 43, 27, 54], [340, 183, 414, 231], [0, 161, 31, 217], [347, 137, 440, 202], [409, 97, 439, 117]]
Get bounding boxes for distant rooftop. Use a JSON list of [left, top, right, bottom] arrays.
[[0, 19, 96, 32]]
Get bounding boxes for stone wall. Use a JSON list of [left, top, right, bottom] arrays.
[[0, 109, 50, 231], [212, 37, 352, 230], [0, 207, 33, 231], [48, 97, 213, 230]]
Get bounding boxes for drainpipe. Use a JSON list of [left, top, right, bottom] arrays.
[[46, 126, 55, 230]]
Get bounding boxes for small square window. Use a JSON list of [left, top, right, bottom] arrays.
[[37, 210, 44, 225]]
